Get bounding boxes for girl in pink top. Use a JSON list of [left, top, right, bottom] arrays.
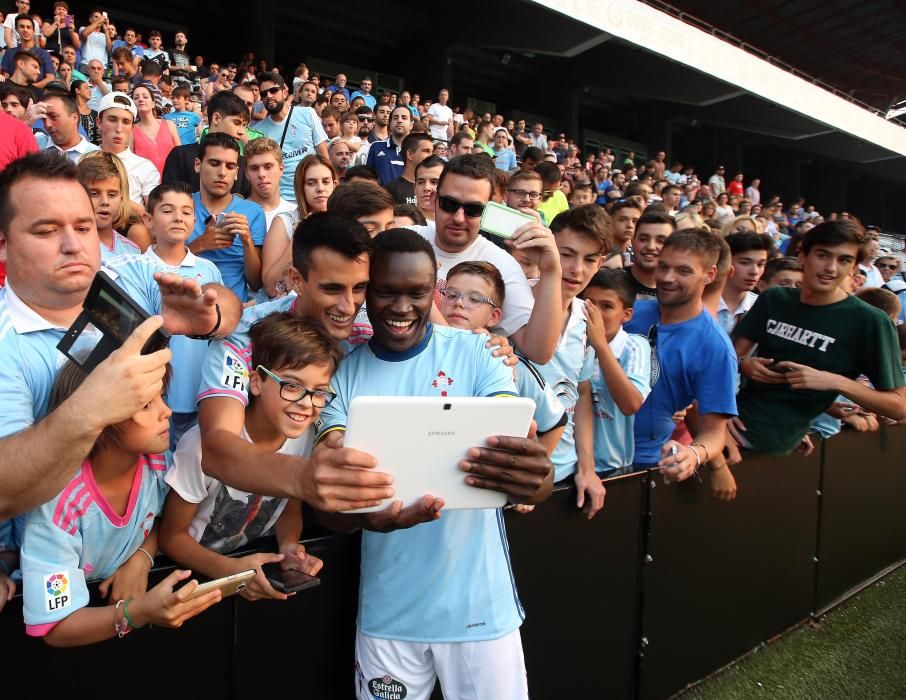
[[131, 82, 180, 175]]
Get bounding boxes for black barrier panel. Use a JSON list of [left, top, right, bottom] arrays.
[[506, 473, 647, 700], [0, 566, 231, 697], [816, 425, 906, 611], [640, 450, 820, 700], [232, 532, 361, 697]]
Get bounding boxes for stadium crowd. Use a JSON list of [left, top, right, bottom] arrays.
[[1, 7, 905, 699]]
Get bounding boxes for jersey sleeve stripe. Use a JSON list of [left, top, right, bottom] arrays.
[[52, 474, 85, 527], [61, 491, 95, 535], [315, 425, 346, 444], [196, 387, 249, 405], [487, 391, 518, 398]]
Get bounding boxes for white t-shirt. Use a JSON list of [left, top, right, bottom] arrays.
[[263, 198, 296, 231], [166, 424, 313, 553], [114, 148, 160, 204], [2, 14, 40, 48], [411, 223, 534, 337], [426, 103, 453, 141], [79, 25, 108, 65]]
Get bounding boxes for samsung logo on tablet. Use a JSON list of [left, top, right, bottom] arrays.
[[428, 431, 455, 437]]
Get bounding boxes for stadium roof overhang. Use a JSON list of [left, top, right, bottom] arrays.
[[489, 0, 906, 173]]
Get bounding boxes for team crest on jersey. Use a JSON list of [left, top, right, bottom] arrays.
[[140, 511, 156, 538], [221, 352, 249, 392], [431, 371, 454, 397], [44, 571, 71, 612], [368, 675, 407, 699]]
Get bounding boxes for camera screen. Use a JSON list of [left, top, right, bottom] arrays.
[[92, 285, 144, 342]]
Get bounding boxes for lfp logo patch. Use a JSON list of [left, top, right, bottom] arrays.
[[44, 572, 72, 612], [221, 352, 249, 392]]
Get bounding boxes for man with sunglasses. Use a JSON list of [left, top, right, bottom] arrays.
[[365, 105, 412, 185], [410, 155, 561, 364], [876, 255, 901, 284], [255, 71, 329, 204]]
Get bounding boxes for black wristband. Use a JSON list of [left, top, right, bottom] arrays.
[[186, 302, 221, 340]]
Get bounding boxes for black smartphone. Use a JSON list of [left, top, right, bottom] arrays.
[[57, 271, 169, 372], [262, 563, 321, 594]]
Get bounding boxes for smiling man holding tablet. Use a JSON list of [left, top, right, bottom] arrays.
[[315, 228, 552, 700]]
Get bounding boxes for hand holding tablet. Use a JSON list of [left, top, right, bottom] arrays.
[[340, 397, 536, 513]]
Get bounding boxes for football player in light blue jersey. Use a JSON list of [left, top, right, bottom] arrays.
[[580, 269, 651, 476], [0, 153, 241, 521], [197, 213, 389, 512], [315, 229, 553, 700], [20, 361, 222, 645]]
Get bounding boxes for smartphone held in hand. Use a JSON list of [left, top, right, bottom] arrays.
[[479, 201, 536, 239], [261, 563, 321, 594]]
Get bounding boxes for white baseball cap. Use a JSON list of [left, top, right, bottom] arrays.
[[97, 91, 137, 119]]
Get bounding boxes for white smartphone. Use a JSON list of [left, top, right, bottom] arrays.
[[479, 201, 537, 239], [184, 569, 256, 601]]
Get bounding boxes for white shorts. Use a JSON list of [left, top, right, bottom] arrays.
[[354, 628, 528, 700]]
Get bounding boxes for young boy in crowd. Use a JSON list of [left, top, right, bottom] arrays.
[[438, 261, 567, 458], [160, 313, 336, 601], [580, 269, 651, 476], [164, 85, 203, 145], [757, 256, 803, 292], [570, 181, 596, 207], [718, 232, 774, 333], [529, 205, 611, 518], [603, 198, 643, 269], [142, 183, 224, 447]]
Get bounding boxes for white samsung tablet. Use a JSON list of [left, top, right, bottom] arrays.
[[341, 396, 536, 513]]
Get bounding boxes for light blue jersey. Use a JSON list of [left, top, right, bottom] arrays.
[[198, 295, 296, 406], [530, 299, 596, 482], [514, 356, 566, 434], [254, 106, 328, 202], [317, 324, 523, 643], [99, 232, 142, 262], [21, 453, 170, 636], [144, 246, 223, 413], [0, 255, 164, 440], [590, 330, 651, 473], [188, 194, 266, 302]]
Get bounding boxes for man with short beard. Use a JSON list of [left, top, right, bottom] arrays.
[[366, 105, 412, 185], [369, 103, 391, 144], [254, 71, 329, 203]]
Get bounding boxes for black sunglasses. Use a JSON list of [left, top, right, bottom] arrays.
[[261, 85, 282, 96], [437, 195, 485, 218]]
